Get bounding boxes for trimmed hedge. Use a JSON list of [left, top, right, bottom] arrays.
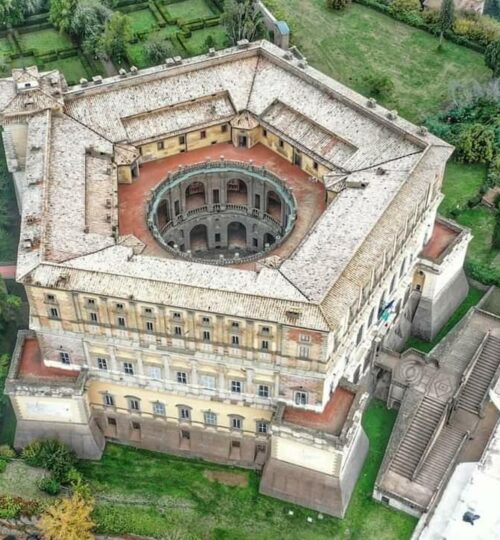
[[149, 1, 167, 26]]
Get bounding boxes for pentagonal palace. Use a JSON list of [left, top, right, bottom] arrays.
[[0, 40, 471, 517]]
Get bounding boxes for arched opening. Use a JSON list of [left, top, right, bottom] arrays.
[[356, 325, 364, 346], [157, 199, 170, 228], [390, 274, 397, 293], [399, 257, 406, 278], [266, 191, 282, 220], [367, 307, 375, 328], [377, 292, 386, 320], [185, 182, 206, 211], [190, 224, 208, 252], [263, 232, 275, 246], [353, 366, 361, 385], [227, 222, 247, 249], [226, 179, 248, 205]]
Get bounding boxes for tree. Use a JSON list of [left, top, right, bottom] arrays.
[[221, 0, 264, 46], [204, 34, 215, 51], [438, 0, 455, 45], [71, 0, 112, 56], [0, 278, 20, 330], [326, 0, 351, 10], [99, 11, 132, 63], [362, 73, 395, 98], [39, 493, 95, 540], [485, 39, 500, 78], [50, 0, 78, 33], [455, 123, 495, 164], [0, 0, 43, 25], [145, 34, 173, 64]]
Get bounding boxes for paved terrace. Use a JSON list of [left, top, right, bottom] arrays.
[[420, 219, 461, 262], [118, 142, 326, 268]]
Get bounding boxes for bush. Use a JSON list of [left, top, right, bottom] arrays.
[[453, 14, 500, 47], [390, 0, 422, 25], [326, 0, 352, 9], [362, 72, 394, 97], [38, 476, 61, 496], [0, 459, 7, 473], [0, 445, 16, 459], [0, 496, 22, 519], [22, 439, 76, 483], [455, 123, 496, 164]]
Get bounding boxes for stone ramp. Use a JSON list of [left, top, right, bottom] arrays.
[[388, 395, 446, 479], [457, 335, 500, 415], [414, 425, 467, 489]]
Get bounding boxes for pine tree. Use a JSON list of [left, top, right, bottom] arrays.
[[39, 493, 95, 540], [438, 0, 455, 45]]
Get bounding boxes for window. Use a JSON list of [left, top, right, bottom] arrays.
[[231, 335, 239, 346], [107, 417, 116, 426], [300, 334, 311, 343], [202, 330, 211, 342], [47, 294, 55, 302], [313, 161, 318, 171], [157, 141, 164, 150], [261, 326, 270, 335], [174, 326, 182, 336], [131, 421, 141, 430], [59, 351, 70, 365], [298, 345, 310, 359], [204, 411, 217, 426], [153, 402, 165, 416], [146, 321, 154, 333], [214, 233, 221, 242], [97, 357, 108, 370], [258, 384, 270, 398], [116, 303, 124, 311], [123, 362, 134, 375], [200, 130, 206, 139], [87, 298, 95, 306], [173, 312, 182, 320], [231, 380, 242, 393], [261, 340, 269, 351], [147, 366, 162, 380], [199, 374, 216, 389], [179, 407, 191, 421], [253, 238, 258, 248], [231, 321, 240, 330], [263, 129, 267, 137], [181, 429, 190, 439], [202, 316, 210, 326], [49, 307, 59, 319], [231, 417, 242, 430], [144, 307, 153, 315], [177, 371, 188, 384], [294, 391, 308, 406], [103, 394, 114, 407], [90, 312, 98, 323], [221, 124, 228, 133], [128, 398, 140, 412], [257, 421, 268, 434], [278, 139, 284, 148], [117, 316, 126, 327], [179, 135, 185, 145], [356, 325, 364, 346]]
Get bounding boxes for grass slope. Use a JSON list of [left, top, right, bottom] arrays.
[[264, 1, 490, 123], [78, 400, 416, 539]]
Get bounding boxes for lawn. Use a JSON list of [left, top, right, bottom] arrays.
[[185, 26, 228, 54], [264, 0, 490, 123], [18, 28, 74, 55], [405, 286, 485, 353], [127, 8, 159, 34], [166, 0, 216, 21], [78, 400, 416, 540], [439, 161, 488, 217], [42, 55, 89, 85]]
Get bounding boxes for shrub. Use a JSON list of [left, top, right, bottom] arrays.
[[0, 496, 22, 519], [0, 445, 16, 459], [39, 493, 95, 540], [485, 39, 500, 77], [326, 0, 352, 9], [492, 215, 500, 249], [145, 35, 173, 64], [362, 73, 395, 97], [455, 123, 496, 164], [0, 459, 7, 473], [453, 14, 500, 47], [22, 439, 76, 483], [390, 0, 422, 24], [38, 476, 62, 496]]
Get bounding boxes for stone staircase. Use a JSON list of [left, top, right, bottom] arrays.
[[414, 425, 466, 489], [389, 395, 446, 479], [457, 335, 500, 414]]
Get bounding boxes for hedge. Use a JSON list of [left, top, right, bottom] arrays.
[[353, 0, 486, 53], [149, 1, 167, 26], [16, 22, 53, 34]]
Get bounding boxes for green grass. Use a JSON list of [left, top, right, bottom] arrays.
[[78, 400, 415, 539], [42, 56, 89, 85], [18, 29, 74, 55], [439, 161, 488, 216], [166, 0, 216, 21], [405, 286, 485, 353], [127, 9, 159, 34], [457, 207, 499, 268], [265, 0, 490, 123], [185, 26, 228, 55]]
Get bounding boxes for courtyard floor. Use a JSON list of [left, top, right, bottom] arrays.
[[118, 143, 326, 268]]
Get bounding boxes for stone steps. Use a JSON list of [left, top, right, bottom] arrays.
[[389, 396, 446, 480]]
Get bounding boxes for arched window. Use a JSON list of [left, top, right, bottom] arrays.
[[367, 307, 375, 328], [399, 257, 406, 278], [356, 325, 364, 346], [390, 274, 397, 293]]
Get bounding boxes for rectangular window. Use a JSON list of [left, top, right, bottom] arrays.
[[107, 417, 116, 426], [90, 312, 98, 323], [204, 411, 217, 425], [87, 298, 95, 306], [117, 316, 126, 327], [157, 141, 164, 150], [116, 303, 124, 311], [59, 351, 70, 365], [174, 326, 182, 336], [179, 408, 190, 420], [177, 371, 188, 384], [263, 129, 267, 137], [231, 321, 240, 330], [199, 374, 216, 389], [213, 189, 220, 204], [231, 380, 242, 393], [295, 391, 308, 406], [104, 394, 114, 407], [144, 307, 153, 315], [200, 130, 206, 139], [231, 335, 239, 346], [202, 330, 211, 342], [47, 294, 55, 302], [258, 384, 270, 398], [261, 326, 270, 335], [221, 124, 228, 133], [147, 366, 162, 380], [153, 402, 165, 416], [146, 321, 154, 333], [132, 421, 141, 430], [123, 362, 134, 375], [299, 345, 310, 359], [202, 316, 210, 326], [49, 307, 59, 319], [173, 312, 182, 320], [231, 417, 242, 430], [257, 422, 268, 434], [215, 233, 221, 242], [181, 429, 190, 439], [97, 357, 108, 370], [129, 399, 140, 412], [313, 161, 318, 171], [179, 135, 185, 145], [300, 334, 311, 342], [261, 340, 269, 350], [278, 139, 284, 148]]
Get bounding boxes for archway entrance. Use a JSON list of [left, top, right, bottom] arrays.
[[185, 182, 206, 211], [227, 222, 247, 249], [190, 224, 208, 252], [266, 191, 282, 220], [226, 179, 248, 205]]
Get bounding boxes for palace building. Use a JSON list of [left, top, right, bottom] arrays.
[[0, 40, 472, 517]]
